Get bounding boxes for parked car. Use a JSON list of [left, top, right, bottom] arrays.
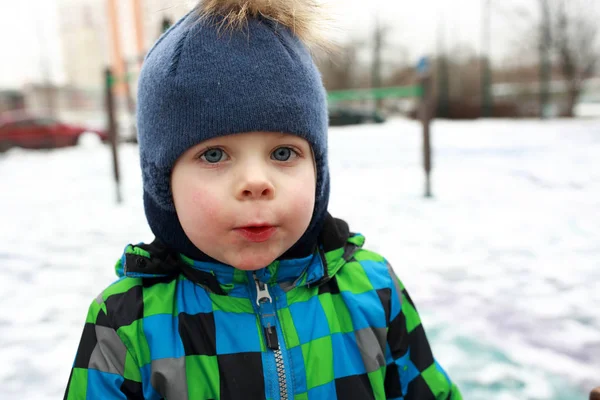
[[0, 114, 108, 152], [328, 106, 386, 126]]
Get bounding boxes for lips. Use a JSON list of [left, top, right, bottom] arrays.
[[234, 225, 277, 243]]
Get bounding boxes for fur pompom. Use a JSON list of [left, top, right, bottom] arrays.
[[196, 0, 331, 49]]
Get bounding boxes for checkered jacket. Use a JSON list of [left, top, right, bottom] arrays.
[[65, 216, 462, 399]]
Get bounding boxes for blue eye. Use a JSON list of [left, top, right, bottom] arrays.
[[201, 148, 225, 163], [272, 147, 294, 161]]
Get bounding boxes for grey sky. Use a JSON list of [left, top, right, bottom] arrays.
[[0, 0, 538, 89], [0, 0, 63, 88]]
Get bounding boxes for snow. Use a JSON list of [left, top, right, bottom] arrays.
[[1, 118, 598, 399]]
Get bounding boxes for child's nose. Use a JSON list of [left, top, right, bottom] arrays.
[[236, 166, 275, 200], [238, 180, 275, 200]]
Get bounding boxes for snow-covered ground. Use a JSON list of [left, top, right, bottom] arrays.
[[0, 118, 598, 399]]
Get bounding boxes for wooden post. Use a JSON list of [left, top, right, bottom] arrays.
[[419, 70, 433, 198], [104, 67, 122, 204]]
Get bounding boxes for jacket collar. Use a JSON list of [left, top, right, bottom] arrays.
[[116, 214, 364, 294]]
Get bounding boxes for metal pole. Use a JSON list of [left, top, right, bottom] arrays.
[[481, 0, 493, 117], [104, 68, 122, 204], [420, 73, 433, 198], [372, 15, 384, 112], [539, 0, 551, 119], [107, 0, 126, 95], [132, 0, 145, 68]]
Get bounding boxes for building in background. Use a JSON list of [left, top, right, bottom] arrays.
[[24, 0, 195, 124], [141, 0, 192, 46], [55, 0, 192, 90], [58, 0, 110, 91]]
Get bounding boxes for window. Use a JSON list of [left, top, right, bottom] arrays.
[[34, 118, 58, 126]]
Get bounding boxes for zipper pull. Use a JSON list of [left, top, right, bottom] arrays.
[[254, 274, 272, 306], [253, 274, 279, 350], [265, 324, 279, 350]]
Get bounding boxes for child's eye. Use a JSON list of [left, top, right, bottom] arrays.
[[200, 148, 227, 163], [271, 147, 298, 162]]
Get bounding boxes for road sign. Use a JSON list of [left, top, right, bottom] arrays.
[[417, 57, 430, 75]]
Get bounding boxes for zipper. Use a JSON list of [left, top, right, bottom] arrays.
[[254, 274, 289, 400]]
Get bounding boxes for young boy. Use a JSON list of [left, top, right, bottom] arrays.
[[65, 1, 462, 399]]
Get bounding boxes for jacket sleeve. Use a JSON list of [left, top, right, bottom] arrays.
[[384, 264, 462, 400], [64, 296, 144, 400]]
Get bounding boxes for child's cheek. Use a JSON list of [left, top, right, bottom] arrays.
[[288, 182, 316, 214], [190, 188, 221, 221]]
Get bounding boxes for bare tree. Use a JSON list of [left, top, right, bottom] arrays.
[[494, 1, 599, 117], [371, 16, 394, 110], [316, 41, 362, 91], [550, 0, 599, 116], [370, 17, 394, 86]]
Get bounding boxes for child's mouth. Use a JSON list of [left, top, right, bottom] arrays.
[[234, 226, 277, 243]]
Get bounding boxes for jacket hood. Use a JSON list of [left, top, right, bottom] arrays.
[[114, 214, 365, 294]]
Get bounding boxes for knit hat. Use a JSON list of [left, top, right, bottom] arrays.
[[136, 0, 330, 260]]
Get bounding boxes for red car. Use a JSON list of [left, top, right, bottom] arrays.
[[0, 114, 108, 152]]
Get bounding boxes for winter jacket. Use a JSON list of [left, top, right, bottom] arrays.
[[64, 215, 462, 400]]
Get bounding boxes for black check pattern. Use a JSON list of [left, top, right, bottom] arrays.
[[335, 373, 376, 400], [218, 352, 265, 400], [179, 312, 217, 356], [105, 285, 144, 329]]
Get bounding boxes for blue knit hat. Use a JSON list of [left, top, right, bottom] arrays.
[[136, 1, 330, 260]]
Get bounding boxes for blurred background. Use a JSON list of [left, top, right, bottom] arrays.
[[0, 0, 599, 399]]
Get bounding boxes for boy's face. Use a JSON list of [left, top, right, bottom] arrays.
[[171, 131, 316, 270]]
